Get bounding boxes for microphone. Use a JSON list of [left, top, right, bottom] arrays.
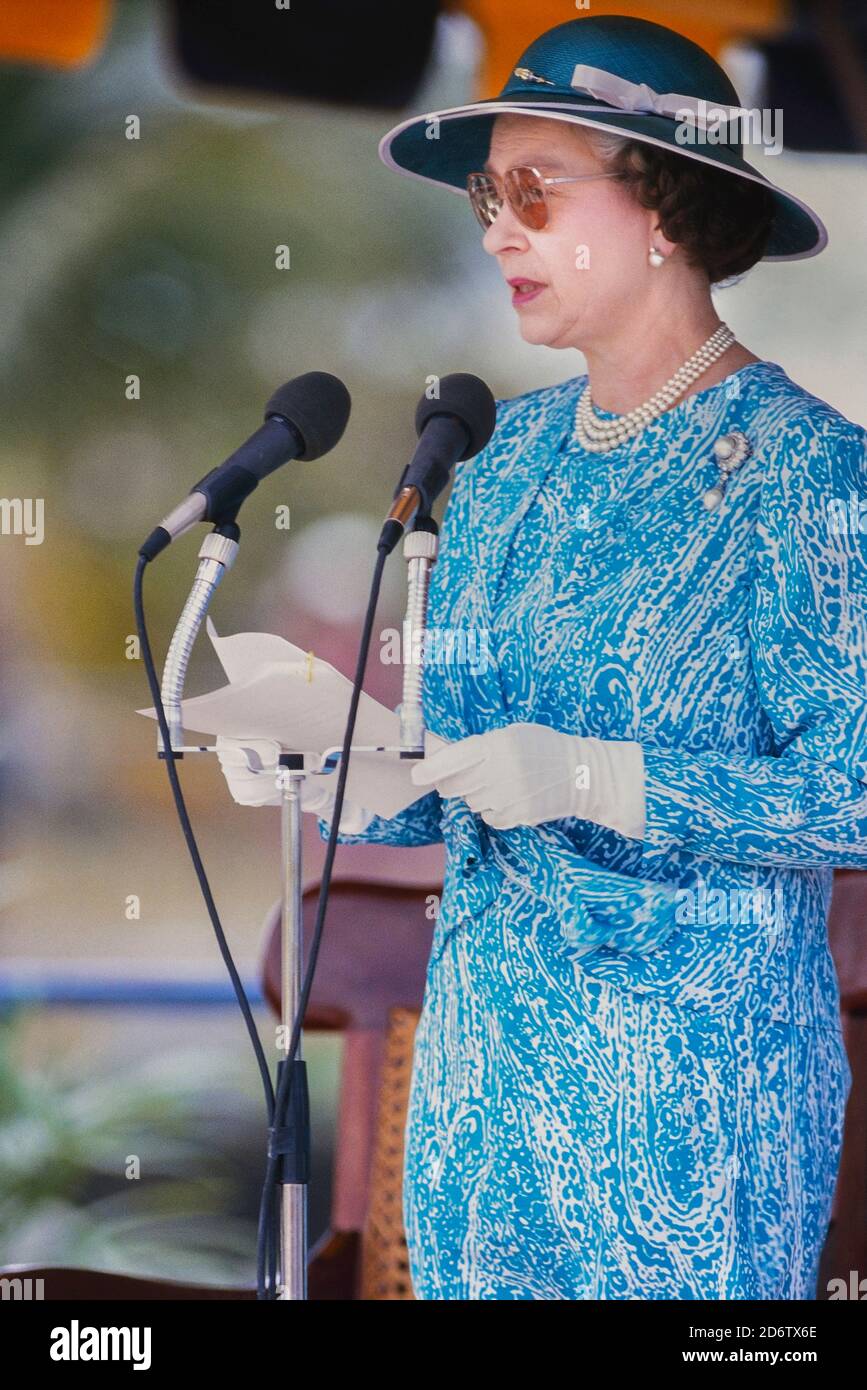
[[139, 372, 351, 561], [378, 373, 496, 554]]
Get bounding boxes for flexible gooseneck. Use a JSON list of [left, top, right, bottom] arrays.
[[399, 519, 438, 757], [159, 527, 239, 755]]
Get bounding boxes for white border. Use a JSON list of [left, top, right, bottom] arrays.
[[377, 101, 829, 263]]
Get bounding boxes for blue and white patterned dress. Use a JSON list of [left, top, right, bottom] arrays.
[[328, 359, 867, 1299]]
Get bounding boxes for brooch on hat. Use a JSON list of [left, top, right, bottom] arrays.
[[702, 430, 752, 510], [513, 66, 556, 86]]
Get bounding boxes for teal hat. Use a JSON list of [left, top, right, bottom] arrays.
[[379, 15, 826, 261]]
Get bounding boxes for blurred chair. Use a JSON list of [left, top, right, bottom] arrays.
[[818, 868, 867, 1297]]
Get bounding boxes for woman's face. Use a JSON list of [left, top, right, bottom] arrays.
[[480, 114, 660, 351]]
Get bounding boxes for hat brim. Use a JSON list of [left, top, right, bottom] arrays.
[[379, 98, 827, 262]]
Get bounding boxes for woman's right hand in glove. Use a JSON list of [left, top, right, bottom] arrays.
[[214, 735, 375, 833]]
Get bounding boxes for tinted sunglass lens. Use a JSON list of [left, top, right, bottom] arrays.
[[467, 175, 500, 229], [508, 168, 548, 230]]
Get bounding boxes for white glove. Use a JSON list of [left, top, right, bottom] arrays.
[[410, 722, 645, 837], [214, 735, 375, 833]]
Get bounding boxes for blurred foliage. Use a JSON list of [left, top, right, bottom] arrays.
[[0, 1010, 339, 1284]]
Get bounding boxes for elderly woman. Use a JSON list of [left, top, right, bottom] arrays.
[[220, 15, 867, 1299]]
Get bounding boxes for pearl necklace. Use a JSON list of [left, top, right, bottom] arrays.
[[572, 323, 737, 453]]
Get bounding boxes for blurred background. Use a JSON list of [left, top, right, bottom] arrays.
[[0, 0, 865, 1287]]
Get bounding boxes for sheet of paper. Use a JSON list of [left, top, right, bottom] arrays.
[[137, 619, 447, 818]]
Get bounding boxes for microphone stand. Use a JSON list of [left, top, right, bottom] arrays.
[[274, 751, 309, 1301], [157, 517, 311, 1300], [155, 514, 440, 1301]]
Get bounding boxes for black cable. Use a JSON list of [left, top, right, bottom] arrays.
[[255, 541, 389, 1298], [133, 555, 280, 1282]]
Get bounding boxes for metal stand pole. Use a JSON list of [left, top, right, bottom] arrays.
[[275, 754, 309, 1300]]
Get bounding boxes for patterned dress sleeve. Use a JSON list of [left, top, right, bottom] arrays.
[[640, 410, 867, 868]]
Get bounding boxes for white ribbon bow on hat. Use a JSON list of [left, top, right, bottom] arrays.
[[570, 63, 747, 130]]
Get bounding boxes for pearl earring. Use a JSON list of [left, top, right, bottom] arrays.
[[648, 245, 666, 267]]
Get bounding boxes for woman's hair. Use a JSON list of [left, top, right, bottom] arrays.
[[584, 128, 776, 284]]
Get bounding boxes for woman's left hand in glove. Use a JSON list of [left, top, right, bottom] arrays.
[[409, 721, 646, 838]]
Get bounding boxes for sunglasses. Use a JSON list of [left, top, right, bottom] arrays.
[[466, 165, 621, 232]]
